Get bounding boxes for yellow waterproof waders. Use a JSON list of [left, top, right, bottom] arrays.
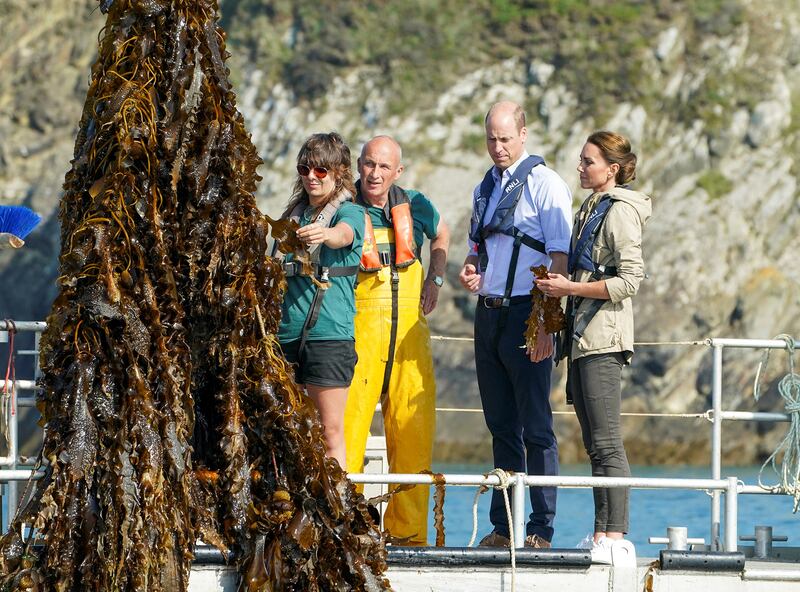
[[344, 227, 436, 546]]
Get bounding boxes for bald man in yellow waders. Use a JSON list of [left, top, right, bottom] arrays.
[[344, 136, 450, 545]]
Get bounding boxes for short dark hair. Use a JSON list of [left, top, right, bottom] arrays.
[[485, 103, 526, 132]]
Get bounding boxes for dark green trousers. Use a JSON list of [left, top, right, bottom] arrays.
[[570, 352, 630, 533]]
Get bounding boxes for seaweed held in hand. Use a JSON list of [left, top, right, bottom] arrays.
[[0, 1, 390, 591], [264, 215, 326, 289], [525, 265, 565, 350]]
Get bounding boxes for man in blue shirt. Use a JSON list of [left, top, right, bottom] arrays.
[[459, 101, 572, 548]]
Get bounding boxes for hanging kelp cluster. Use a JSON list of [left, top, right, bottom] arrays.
[[263, 216, 325, 289], [524, 265, 565, 350], [0, 1, 390, 590]]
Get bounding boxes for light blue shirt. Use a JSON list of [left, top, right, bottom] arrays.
[[467, 152, 572, 297]]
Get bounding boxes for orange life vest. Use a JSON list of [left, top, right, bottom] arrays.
[[358, 184, 418, 272]]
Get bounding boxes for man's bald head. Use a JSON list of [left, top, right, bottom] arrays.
[[360, 135, 403, 163], [358, 135, 405, 206], [485, 101, 526, 132]]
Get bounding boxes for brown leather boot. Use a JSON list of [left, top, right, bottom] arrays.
[[524, 534, 552, 549], [478, 531, 511, 548]]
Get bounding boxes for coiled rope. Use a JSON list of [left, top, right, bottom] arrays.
[[754, 334, 800, 510], [467, 468, 516, 591]]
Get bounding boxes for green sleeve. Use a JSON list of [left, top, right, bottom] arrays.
[[336, 202, 365, 250], [409, 191, 440, 240]]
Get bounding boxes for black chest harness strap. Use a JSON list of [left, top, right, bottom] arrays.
[[470, 156, 547, 340], [297, 264, 358, 357], [277, 192, 358, 357], [564, 195, 618, 346], [559, 195, 618, 402], [382, 264, 401, 396]]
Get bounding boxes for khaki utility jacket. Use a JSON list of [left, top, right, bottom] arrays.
[[570, 187, 652, 361]]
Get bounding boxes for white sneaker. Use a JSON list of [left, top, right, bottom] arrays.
[[609, 539, 636, 567], [576, 533, 594, 549], [590, 536, 613, 565]]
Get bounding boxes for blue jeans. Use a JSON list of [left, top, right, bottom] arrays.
[[474, 301, 558, 541]]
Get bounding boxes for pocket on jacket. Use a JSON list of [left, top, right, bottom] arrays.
[[576, 301, 618, 352]]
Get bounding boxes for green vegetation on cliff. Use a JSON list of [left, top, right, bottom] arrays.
[[697, 169, 733, 200], [222, 0, 762, 124]]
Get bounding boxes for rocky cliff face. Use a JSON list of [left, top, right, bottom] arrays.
[[1, 0, 798, 464], [0, 0, 103, 319]]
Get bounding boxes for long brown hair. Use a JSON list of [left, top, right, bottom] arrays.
[[282, 132, 355, 218], [586, 131, 637, 185]]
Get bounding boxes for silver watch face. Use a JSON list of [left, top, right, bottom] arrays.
[[433, 275, 444, 287]]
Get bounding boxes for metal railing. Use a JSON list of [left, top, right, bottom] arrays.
[[706, 337, 798, 550], [0, 320, 44, 525], [349, 472, 742, 551], [0, 320, 796, 554]]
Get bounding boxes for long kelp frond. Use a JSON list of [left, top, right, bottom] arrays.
[[0, 1, 390, 590]]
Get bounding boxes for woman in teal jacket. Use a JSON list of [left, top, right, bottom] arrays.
[[276, 132, 364, 467]]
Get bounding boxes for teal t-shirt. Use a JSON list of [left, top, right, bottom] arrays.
[[362, 189, 440, 255], [278, 201, 365, 343]]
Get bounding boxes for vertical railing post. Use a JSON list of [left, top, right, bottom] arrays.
[[724, 476, 739, 552], [34, 329, 41, 380], [710, 343, 723, 550], [513, 473, 526, 548], [6, 387, 18, 524]]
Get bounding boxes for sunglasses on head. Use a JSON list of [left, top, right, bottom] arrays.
[[296, 164, 329, 179]]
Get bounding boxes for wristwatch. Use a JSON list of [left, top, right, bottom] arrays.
[[431, 275, 444, 287]]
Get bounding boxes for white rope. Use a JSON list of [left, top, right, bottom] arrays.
[[633, 340, 708, 346], [754, 334, 795, 400], [754, 335, 800, 510], [435, 406, 707, 419], [430, 334, 707, 347], [491, 469, 516, 592], [495, 469, 517, 592], [429, 335, 474, 342], [467, 487, 482, 548], [463, 469, 516, 591]]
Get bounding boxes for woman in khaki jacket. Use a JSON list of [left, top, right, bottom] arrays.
[[537, 131, 651, 561]]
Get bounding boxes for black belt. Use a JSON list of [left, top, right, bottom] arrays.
[[478, 295, 530, 309]]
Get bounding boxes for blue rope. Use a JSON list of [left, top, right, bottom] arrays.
[[754, 335, 800, 511]]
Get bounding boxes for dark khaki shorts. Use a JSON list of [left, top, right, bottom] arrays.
[[279, 339, 357, 387]]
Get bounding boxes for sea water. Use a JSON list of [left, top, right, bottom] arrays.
[[426, 463, 799, 555]]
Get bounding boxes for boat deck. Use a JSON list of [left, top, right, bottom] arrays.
[[187, 547, 800, 591]]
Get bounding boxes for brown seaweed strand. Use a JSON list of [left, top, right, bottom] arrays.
[[525, 265, 566, 350], [431, 473, 447, 547], [417, 470, 446, 546]]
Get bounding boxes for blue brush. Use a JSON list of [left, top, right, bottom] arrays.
[[0, 205, 42, 239]]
